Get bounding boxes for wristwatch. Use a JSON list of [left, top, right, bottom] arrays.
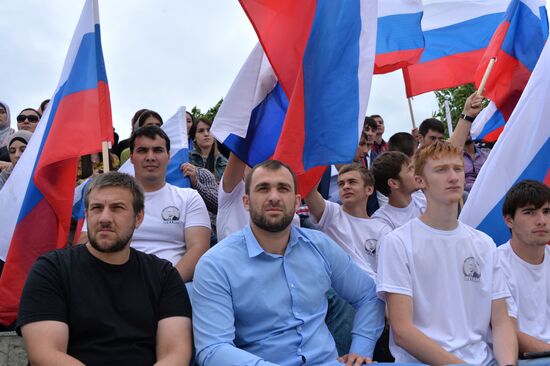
[[460, 113, 475, 122]]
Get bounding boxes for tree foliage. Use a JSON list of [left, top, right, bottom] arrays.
[[433, 84, 478, 136], [190, 98, 223, 122]]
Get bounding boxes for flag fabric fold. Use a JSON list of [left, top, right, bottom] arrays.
[[0, 0, 113, 325], [403, 0, 509, 97], [374, 0, 424, 74], [472, 0, 548, 142], [239, 0, 378, 196], [460, 36, 550, 245]]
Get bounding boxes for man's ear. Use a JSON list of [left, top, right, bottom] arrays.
[[504, 214, 514, 230], [388, 178, 399, 191], [135, 210, 145, 229], [242, 194, 250, 212], [365, 185, 374, 197], [415, 175, 425, 189]]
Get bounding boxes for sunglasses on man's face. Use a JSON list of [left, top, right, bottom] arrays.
[[17, 115, 39, 123]]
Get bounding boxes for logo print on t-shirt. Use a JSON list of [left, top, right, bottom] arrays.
[[161, 206, 180, 223], [364, 239, 377, 256], [462, 256, 481, 282]]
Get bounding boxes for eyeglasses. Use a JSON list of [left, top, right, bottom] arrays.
[[16, 115, 39, 123]]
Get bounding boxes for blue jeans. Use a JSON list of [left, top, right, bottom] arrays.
[[325, 288, 355, 357]]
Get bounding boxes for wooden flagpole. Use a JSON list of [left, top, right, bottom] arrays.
[[101, 141, 110, 173], [407, 97, 417, 129], [477, 57, 496, 95]]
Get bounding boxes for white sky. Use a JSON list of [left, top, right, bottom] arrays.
[[2, 0, 458, 142]]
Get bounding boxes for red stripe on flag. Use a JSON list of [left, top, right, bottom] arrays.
[[0, 199, 59, 325], [403, 49, 486, 97], [478, 51, 530, 120], [239, 0, 316, 97], [374, 49, 422, 74], [482, 125, 505, 143]]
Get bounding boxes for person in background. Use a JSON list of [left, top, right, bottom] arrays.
[[16, 108, 41, 133], [188, 117, 227, 182], [119, 110, 163, 164], [417, 118, 445, 147], [370, 114, 387, 155], [0, 101, 15, 165], [388, 132, 417, 158], [38, 99, 50, 115], [0, 130, 33, 190]]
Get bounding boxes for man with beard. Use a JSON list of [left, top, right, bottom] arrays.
[[17, 172, 193, 366], [192, 160, 384, 366]]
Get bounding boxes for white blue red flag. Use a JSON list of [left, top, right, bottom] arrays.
[[239, 0, 378, 195], [403, 0, 509, 97], [460, 36, 550, 245], [212, 44, 287, 168], [472, 0, 548, 143], [117, 106, 191, 186], [374, 0, 424, 74], [0, 0, 113, 325]]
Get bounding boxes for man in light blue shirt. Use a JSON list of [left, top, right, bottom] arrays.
[[192, 160, 385, 366]]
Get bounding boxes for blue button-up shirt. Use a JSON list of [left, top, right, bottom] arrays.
[[192, 225, 385, 366]]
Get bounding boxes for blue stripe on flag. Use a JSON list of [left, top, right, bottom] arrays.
[[376, 12, 424, 54], [223, 83, 288, 167], [476, 109, 505, 141], [303, 0, 361, 168], [502, 1, 546, 72], [166, 148, 190, 188], [420, 13, 504, 63], [477, 138, 550, 245]]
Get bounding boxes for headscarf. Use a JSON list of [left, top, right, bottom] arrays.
[[8, 130, 33, 148], [0, 101, 14, 147]]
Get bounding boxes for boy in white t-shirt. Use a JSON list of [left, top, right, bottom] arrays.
[[371, 151, 425, 231], [498, 180, 550, 356], [377, 140, 517, 365], [305, 164, 391, 279]]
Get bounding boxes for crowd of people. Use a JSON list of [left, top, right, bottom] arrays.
[[0, 93, 549, 366]]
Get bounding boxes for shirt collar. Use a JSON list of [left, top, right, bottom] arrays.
[[243, 224, 311, 258]]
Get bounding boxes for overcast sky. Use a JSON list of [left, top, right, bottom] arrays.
[[2, 0, 439, 141]]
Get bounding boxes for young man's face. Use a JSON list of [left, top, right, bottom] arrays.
[[373, 116, 385, 137], [363, 126, 376, 145], [416, 154, 464, 205], [397, 161, 418, 195], [505, 203, 550, 247], [243, 166, 300, 233], [419, 129, 445, 146], [338, 170, 373, 207], [130, 135, 170, 186]]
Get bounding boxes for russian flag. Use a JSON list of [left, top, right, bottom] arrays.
[[212, 44, 286, 169], [459, 35, 550, 245], [239, 0, 378, 195], [374, 0, 424, 74], [0, 0, 113, 325], [472, 0, 548, 143], [403, 0, 509, 97], [117, 106, 191, 187]]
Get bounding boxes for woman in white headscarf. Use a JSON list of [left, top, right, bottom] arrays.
[[0, 102, 15, 147], [0, 130, 32, 190]]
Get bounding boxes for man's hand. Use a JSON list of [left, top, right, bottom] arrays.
[[181, 163, 198, 187], [462, 92, 484, 119], [338, 353, 374, 365]]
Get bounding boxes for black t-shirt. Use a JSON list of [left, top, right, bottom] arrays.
[[17, 245, 191, 366]]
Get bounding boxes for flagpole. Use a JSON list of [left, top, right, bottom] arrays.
[[102, 141, 110, 173], [477, 57, 496, 95], [444, 100, 453, 134], [407, 97, 417, 129]]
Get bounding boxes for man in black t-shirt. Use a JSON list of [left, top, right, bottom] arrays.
[[17, 172, 192, 366]]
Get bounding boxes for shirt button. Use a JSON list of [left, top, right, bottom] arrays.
[[295, 312, 300, 316], [298, 348, 302, 352], [297, 326, 303, 331], [290, 283, 295, 288]]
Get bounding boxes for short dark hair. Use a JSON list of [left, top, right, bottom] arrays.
[[245, 160, 297, 195], [136, 110, 163, 128], [129, 125, 171, 153], [363, 116, 378, 131], [84, 172, 145, 215], [370, 114, 383, 121], [502, 180, 550, 218], [39, 99, 50, 112], [419, 118, 445, 137], [372, 151, 410, 196], [339, 163, 374, 187], [388, 132, 417, 157]]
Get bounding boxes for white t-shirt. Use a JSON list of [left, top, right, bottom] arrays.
[[377, 218, 509, 365], [309, 200, 391, 279], [130, 184, 210, 265], [216, 176, 301, 242], [372, 191, 426, 230], [498, 241, 550, 343]]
